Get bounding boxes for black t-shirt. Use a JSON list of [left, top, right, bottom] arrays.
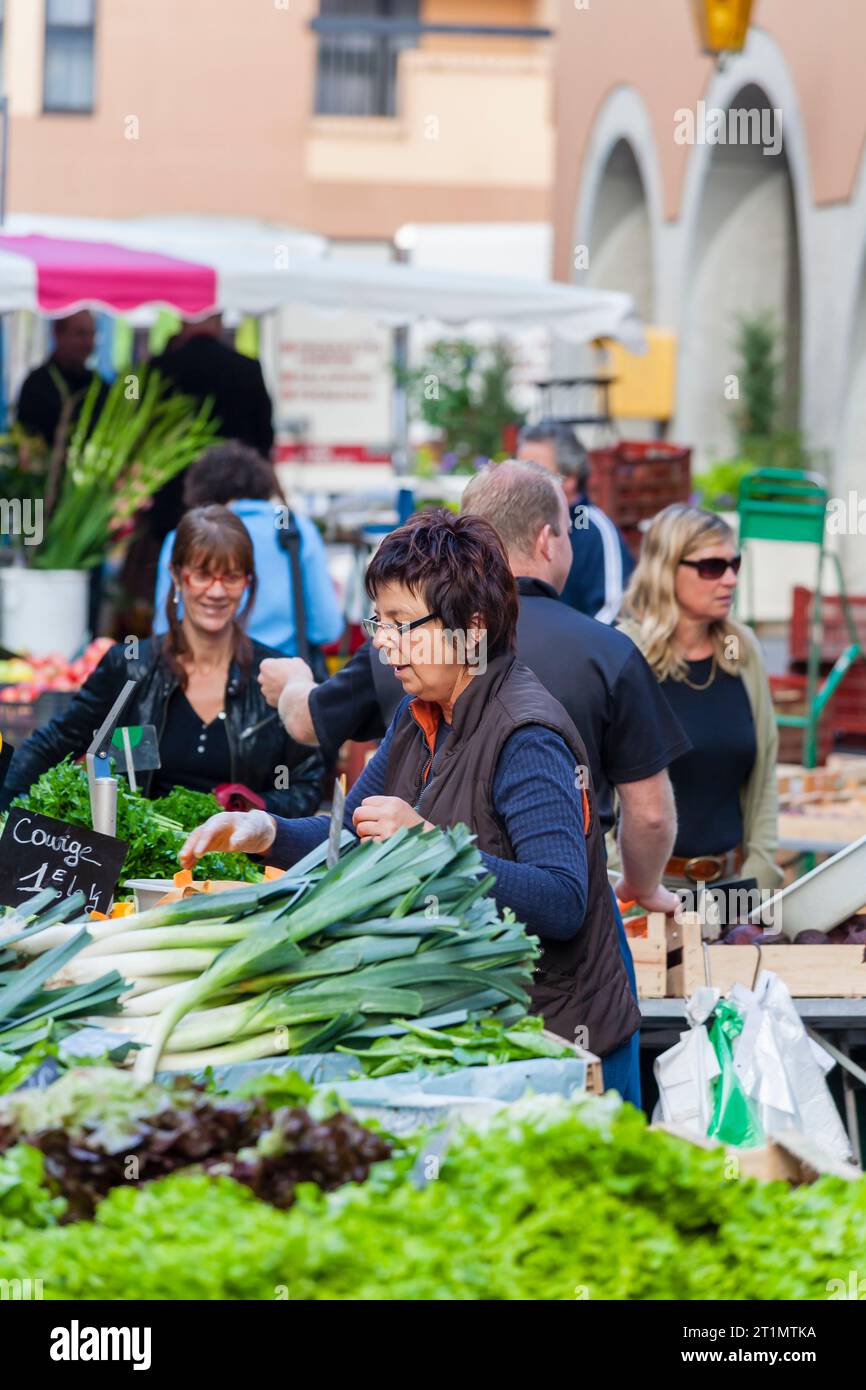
[[309, 577, 691, 832], [148, 336, 275, 540], [149, 689, 232, 797], [660, 657, 757, 857], [15, 358, 109, 447]]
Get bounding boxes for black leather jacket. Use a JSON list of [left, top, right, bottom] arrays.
[[0, 637, 325, 817]]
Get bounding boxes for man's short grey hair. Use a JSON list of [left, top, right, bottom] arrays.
[[518, 419, 589, 488], [461, 459, 567, 557]]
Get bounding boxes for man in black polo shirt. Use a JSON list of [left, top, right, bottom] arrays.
[[16, 310, 109, 449], [259, 462, 688, 912]]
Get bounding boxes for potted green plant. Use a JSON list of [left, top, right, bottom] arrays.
[[0, 370, 218, 658], [397, 337, 524, 475], [694, 314, 814, 511]]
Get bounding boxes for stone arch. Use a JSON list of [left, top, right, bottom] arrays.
[[674, 30, 812, 465]]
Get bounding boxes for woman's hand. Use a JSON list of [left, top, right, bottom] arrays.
[[179, 810, 277, 867], [258, 657, 314, 709], [352, 796, 432, 842]]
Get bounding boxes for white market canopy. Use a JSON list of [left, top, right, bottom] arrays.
[[0, 213, 644, 349]]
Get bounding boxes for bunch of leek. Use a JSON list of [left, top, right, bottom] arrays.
[[131, 825, 537, 1078], [0, 890, 126, 1054], [2, 827, 540, 1078]]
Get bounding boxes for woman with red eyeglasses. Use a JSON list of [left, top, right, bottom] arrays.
[[617, 504, 780, 891], [0, 506, 325, 818]]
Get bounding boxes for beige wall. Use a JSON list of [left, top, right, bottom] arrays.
[[5, 0, 548, 236], [552, 0, 866, 279]]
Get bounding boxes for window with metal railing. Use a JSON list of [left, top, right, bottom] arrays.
[[314, 0, 420, 118], [312, 6, 553, 120], [43, 0, 96, 114]]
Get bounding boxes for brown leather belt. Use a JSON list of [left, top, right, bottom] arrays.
[[664, 847, 743, 884]]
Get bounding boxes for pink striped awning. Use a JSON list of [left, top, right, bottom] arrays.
[[0, 234, 216, 316]]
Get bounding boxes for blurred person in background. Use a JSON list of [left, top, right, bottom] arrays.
[[618, 504, 780, 891], [15, 310, 109, 451], [153, 443, 343, 667], [1, 506, 325, 818], [517, 420, 634, 623], [182, 510, 641, 1098], [148, 314, 275, 540]]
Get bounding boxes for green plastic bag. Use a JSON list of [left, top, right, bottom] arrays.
[[706, 999, 764, 1148]]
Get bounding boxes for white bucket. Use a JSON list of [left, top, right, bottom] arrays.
[[0, 567, 90, 658]]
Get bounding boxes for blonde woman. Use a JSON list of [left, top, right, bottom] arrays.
[[618, 504, 780, 891]]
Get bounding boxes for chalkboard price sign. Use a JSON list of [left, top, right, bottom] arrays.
[[0, 809, 129, 916]]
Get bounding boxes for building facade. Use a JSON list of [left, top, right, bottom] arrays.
[[552, 0, 866, 586], [2, 0, 552, 236]]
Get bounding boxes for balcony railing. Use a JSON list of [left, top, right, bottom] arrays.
[[310, 16, 552, 119]]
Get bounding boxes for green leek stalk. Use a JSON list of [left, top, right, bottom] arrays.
[[118, 979, 199, 1011], [49, 948, 220, 988], [158, 1034, 297, 1071], [78, 921, 253, 958]]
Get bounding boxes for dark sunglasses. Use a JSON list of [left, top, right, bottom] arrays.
[[679, 554, 742, 581]]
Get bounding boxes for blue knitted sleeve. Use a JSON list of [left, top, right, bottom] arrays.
[[266, 702, 401, 865], [482, 726, 588, 941]]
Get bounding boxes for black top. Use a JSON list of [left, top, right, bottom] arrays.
[[149, 689, 232, 798], [149, 335, 275, 539], [15, 358, 109, 447], [309, 576, 691, 833], [0, 637, 324, 820], [661, 657, 757, 857]]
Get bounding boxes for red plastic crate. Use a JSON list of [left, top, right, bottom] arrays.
[[790, 587, 866, 665], [786, 587, 866, 736], [587, 441, 691, 545]]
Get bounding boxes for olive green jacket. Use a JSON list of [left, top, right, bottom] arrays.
[[615, 618, 781, 890]]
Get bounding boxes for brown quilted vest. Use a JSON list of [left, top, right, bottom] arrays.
[[383, 652, 640, 1057]]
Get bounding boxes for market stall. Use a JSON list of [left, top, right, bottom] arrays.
[[0, 824, 864, 1303]]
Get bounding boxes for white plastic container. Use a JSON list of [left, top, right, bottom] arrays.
[[0, 567, 89, 659], [749, 831, 866, 938], [123, 879, 176, 913]]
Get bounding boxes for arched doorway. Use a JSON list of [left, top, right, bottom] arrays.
[[836, 267, 866, 590], [582, 137, 653, 324], [676, 84, 801, 469]]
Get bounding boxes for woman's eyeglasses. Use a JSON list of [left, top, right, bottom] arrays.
[[679, 554, 742, 581], [182, 567, 249, 595], [361, 611, 438, 639]]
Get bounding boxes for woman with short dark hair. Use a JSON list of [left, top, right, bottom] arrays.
[[2, 505, 325, 818], [152, 441, 343, 659], [181, 509, 641, 1096]]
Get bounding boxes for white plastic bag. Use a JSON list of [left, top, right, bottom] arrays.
[[730, 972, 852, 1162], [653, 987, 721, 1136]]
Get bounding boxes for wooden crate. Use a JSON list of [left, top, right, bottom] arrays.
[[540, 1028, 603, 1094], [666, 915, 866, 997], [653, 1124, 861, 1182], [778, 808, 866, 847], [626, 913, 669, 998]]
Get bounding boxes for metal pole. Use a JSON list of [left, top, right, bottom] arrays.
[[391, 243, 413, 524], [0, 94, 8, 226]]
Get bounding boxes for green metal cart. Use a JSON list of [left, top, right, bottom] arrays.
[[737, 469, 862, 768]]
